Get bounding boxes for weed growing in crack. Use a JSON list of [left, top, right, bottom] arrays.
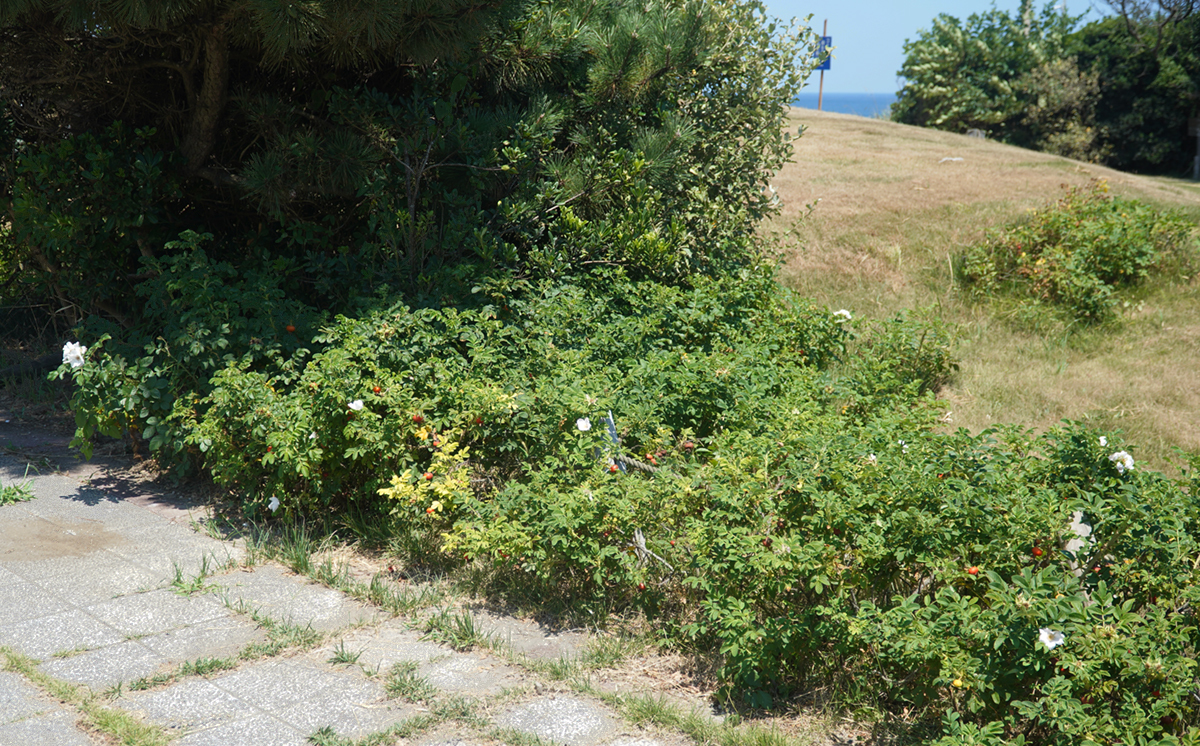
[[305, 725, 353, 746], [0, 468, 34, 505], [430, 694, 484, 725], [420, 608, 492, 652], [127, 672, 173, 691], [488, 726, 559, 746], [178, 656, 236, 677], [384, 661, 437, 702], [327, 639, 362, 666], [169, 555, 219, 595], [315, 714, 440, 746], [312, 557, 350, 587]]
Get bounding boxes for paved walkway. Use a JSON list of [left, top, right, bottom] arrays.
[[0, 444, 695, 746]]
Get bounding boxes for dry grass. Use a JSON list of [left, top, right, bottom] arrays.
[[771, 107, 1200, 471]]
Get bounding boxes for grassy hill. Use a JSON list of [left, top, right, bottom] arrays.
[[772, 107, 1200, 472]]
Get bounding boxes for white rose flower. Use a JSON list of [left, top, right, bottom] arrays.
[[1038, 628, 1065, 650], [576, 417, 592, 432], [833, 309, 852, 323], [348, 400, 364, 411], [1109, 451, 1134, 475], [62, 341, 87, 369], [268, 496, 280, 512]]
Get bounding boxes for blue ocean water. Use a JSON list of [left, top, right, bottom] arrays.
[[792, 92, 898, 118]]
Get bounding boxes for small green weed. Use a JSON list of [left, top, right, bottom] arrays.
[[580, 631, 652, 670], [305, 725, 353, 745], [170, 556, 216, 595], [227, 604, 322, 659], [178, 656, 236, 677], [127, 672, 174, 691], [419, 608, 491, 652], [383, 661, 437, 702], [327, 639, 362, 666], [0, 465, 35, 505], [50, 646, 90, 659], [489, 727, 559, 746], [319, 714, 440, 745], [430, 693, 483, 725], [350, 572, 443, 616]]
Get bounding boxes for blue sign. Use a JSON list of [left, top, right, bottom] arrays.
[[814, 36, 832, 71]]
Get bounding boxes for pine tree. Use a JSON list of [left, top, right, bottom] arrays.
[[0, 0, 503, 178], [0, 0, 812, 320]]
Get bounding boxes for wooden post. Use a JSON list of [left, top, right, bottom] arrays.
[[818, 19, 827, 111]]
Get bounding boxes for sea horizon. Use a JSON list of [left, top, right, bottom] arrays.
[[792, 91, 898, 118]]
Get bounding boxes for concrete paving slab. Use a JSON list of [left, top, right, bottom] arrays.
[[0, 608, 124, 659], [275, 690, 411, 739], [475, 611, 590, 661], [0, 514, 131, 567], [324, 625, 446, 672], [419, 652, 525, 695], [17, 487, 159, 531], [0, 671, 54, 724], [174, 716, 302, 746], [0, 708, 96, 746], [84, 589, 229, 636], [23, 555, 162, 605], [39, 639, 169, 689], [213, 565, 378, 631], [121, 659, 412, 745], [119, 678, 247, 730], [211, 659, 348, 710], [0, 581, 70, 625], [495, 695, 622, 746], [80, 471, 209, 527], [102, 527, 242, 580], [139, 615, 266, 662]]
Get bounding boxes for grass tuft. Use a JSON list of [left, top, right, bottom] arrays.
[[326, 639, 362, 666], [2, 646, 171, 746], [383, 660, 437, 702], [419, 608, 493, 652]]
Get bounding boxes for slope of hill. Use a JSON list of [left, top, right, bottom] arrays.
[[772, 107, 1200, 471]]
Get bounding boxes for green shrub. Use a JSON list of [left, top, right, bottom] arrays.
[[961, 181, 1196, 322], [442, 376, 1200, 745], [3, 122, 179, 321], [52, 232, 1200, 744], [53, 231, 323, 467], [837, 310, 958, 417], [181, 264, 849, 520]]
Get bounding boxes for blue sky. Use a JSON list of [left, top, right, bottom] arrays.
[[764, 1, 1104, 93]]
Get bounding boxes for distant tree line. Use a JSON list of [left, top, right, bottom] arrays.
[[892, 0, 1199, 175]]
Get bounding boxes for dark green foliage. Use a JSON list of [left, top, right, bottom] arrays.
[[1069, 14, 1200, 173], [51, 231, 323, 468], [1, 0, 811, 322], [891, 1, 1076, 139], [893, 2, 1200, 175], [5, 123, 180, 323]]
